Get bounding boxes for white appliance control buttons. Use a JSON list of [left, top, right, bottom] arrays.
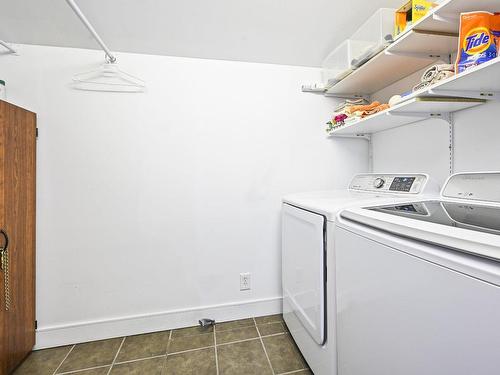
[[373, 178, 385, 189]]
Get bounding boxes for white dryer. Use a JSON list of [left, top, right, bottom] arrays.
[[281, 173, 438, 375], [336, 172, 500, 375]]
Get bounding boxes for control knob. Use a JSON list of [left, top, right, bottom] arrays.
[[373, 178, 385, 189]]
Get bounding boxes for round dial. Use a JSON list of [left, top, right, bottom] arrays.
[[373, 178, 385, 189]]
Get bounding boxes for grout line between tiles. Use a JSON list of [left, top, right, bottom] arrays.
[[261, 332, 287, 339], [106, 337, 126, 375], [52, 345, 75, 375], [277, 369, 310, 375], [57, 364, 111, 375], [216, 337, 261, 347], [49, 316, 284, 375], [114, 354, 166, 365], [214, 324, 220, 375], [162, 330, 173, 374], [254, 317, 276, 375], [169, 328, 214, 340], [214, 323, 256, 333], [168, 345, 215, 356], [165, 330, 172, 355]]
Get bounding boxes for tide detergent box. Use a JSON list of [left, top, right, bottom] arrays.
[[395, 0, 436, 36], [455, 12, 500, 74]]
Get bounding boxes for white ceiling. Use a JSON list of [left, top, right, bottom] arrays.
[[1, 0, 404, 67]]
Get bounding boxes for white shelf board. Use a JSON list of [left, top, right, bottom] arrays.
[[326, 31, 457, 96], [327, 97, 484, 136], [412, 0, 500, 35], [408, 57, 500, 100], [389, 30, 457, 56], [325, 0, 500, 97]]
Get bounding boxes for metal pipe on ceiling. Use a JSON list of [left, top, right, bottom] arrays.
[[0, 40, 17, 54], [65, 0, 117, 63]]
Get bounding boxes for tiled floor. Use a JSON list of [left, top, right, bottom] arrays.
[[14, 314, 312, 375]]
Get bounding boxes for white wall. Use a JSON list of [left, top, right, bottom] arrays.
[[0, 44, 368, 348], [370, 62, 500, 188]]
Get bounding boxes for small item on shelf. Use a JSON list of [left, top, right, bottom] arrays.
[[394, 0, 437, 37], [346, 101, 381, 115], [326, 100, 390, 133], [421, 64, 454, 82], [350, 8, 395, 69], [322, 8, 395, 88], [322, 40, 356, 87], [455, 12, 500, 74], [389, 95, 403, 107], [334, 98, 369, 112], [326, 115, 358, 133], [360, 103, 390, 118], [412, 64, 455, 92], [0, 80, 5, 101], [351, 46, 385, 69]]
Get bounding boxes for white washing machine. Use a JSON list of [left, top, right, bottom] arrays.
[[336, 172, 500, 375], [281, 173, 438, 375]]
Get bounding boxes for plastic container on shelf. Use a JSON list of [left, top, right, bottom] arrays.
[[321, 40, 355, 87], [349, 8, 395, 69], [322, 8, 395, 87], [0, 80, 5, 101]]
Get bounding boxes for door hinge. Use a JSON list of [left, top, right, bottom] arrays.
[[36, 128, 39, 139], [35, 320, 38, 329]]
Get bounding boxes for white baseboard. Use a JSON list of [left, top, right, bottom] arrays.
[[35, 296, 282, 350]]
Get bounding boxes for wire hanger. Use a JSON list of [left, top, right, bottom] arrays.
[[72, 55, 146, 92], [66, 0, 146, 93]]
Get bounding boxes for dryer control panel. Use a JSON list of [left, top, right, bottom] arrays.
[[349, 174, 428, 194]]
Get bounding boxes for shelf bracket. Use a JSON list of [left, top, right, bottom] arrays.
[[301, 85, 369, 100], [388, 111, 446, 119], [324, 93, 370, 100], [328, 134, 373, 172], [428, 88, 500, 101], [386, 110, 455, 174], [327, 134, 371, 141], [446, 113, 455, 175], [301, 84, 327, 94], [384, 50, 443, 60]]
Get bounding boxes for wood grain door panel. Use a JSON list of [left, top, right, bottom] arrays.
[[0, 100, 36, 375]]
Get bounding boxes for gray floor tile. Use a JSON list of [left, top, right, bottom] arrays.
[[171, 325, 213, 338], [258, 321, 288, 336], [262, 333, 308, 374], [216, 326, 259, 345], [255, 314, 283, 325], [217, 339, 272, 375], [116, 331, 169, 362], [57, 338, 123, 373], [18, 314, 307, 375], [110, 357, 165, 375], [215, 318, 255, 332], [14, 346, 72, 375], [165, 348, 216, 375], [168, 332, 214, 354]]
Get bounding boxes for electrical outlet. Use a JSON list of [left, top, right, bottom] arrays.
[[240, 273, 251, 291]]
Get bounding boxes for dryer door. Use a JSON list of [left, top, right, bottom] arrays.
[[282, 204, 326, 345]]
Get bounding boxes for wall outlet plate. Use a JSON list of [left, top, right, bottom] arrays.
[[240, 273, 251, 291]]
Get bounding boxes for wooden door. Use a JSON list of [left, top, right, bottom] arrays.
[[0, 100, 36, 375]]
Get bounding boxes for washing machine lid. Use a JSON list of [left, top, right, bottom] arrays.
[[340, 200, 500, 262], [283, 174, 437, 221], [283, 190, 381, 220]]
